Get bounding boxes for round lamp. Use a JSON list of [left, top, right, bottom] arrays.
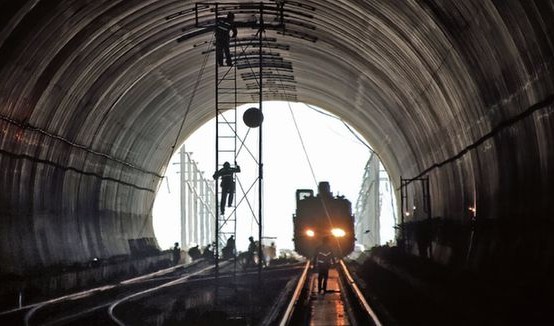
[[243, 107, 264, 128]]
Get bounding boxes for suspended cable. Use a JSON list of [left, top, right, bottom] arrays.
[[255, 30, 319, 187], [282, 86, 344, 252], [169, 33, 214, 156], [286, 103, 319, 186], [303, 103, 382, 161], [140, 34, 214, 237], [260, 32, 348, 254]]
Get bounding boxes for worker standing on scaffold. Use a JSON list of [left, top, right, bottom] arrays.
[[213, 161, 241, 215], [215, 12, 237, 66]]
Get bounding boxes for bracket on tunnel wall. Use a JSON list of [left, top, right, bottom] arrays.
[[399, 176, 431, 249]]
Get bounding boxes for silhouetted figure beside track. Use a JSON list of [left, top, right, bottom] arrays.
[[222, 235, 236, 260], [203, 244, 214, 260], [188, 245, 201, 261], [172, 242, 181, 265], [247, 236, 257, 267]]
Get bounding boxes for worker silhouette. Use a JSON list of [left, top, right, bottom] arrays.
[[247, 236, 257, 267], [213, 161, 241, 215], [314, 236, 335, 294], [215, 12, 237, 66], [188, 245, 201, 261], [172, 242, 181, 265], [203, 243, 214, 260], [222, 235, 236, 259]]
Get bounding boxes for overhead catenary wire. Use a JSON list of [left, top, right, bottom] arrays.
[[254, 28, 320, 188], [260, 30, 368, 256], [302, 104, 391, 236], [139, 33, 214, 237], [281, 84, 342, 251], [252, 29, 318, 187], [286, 103, 319, 187], [169, 32, 214, 157], [303, 103, 382, 161], [259, 30, 341, 239]]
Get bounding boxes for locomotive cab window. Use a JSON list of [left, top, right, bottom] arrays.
[[296, 189, 313, 202]]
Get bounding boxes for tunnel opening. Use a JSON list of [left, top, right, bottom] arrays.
[[0, 0, 553, 322], [153, 101, 397, 261]]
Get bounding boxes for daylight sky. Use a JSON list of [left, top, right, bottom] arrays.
[[153, 101, 392, 251]]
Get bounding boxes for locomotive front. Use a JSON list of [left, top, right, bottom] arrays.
[[293, 182, 355, 259]]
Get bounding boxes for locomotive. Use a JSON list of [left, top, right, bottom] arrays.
[[293, 181, 355, 259]]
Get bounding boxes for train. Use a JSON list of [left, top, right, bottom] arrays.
[[292, 181, 355, 259]]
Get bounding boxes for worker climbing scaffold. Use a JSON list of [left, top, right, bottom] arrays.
[[213, 161, 241, 215], [192, 1, 286, 284]]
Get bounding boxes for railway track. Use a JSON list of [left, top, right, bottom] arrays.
[[278, 260, 382, 326], [1, 259, 377, 325], [0, 260, 217, 325]]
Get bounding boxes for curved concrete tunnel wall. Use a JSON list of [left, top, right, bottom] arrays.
[[0, 0, 553, 278]]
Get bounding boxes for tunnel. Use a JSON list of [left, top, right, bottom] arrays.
[[1, 0, 553, 317]]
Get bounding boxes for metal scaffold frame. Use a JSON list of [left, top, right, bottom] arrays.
[[194, 2, 285, 285], [399, 176, 432, 248]]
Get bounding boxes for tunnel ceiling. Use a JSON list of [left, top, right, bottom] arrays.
[[1, 0, 553, 274]]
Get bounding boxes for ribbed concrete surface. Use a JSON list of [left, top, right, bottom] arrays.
[[0, 1, 553, 275]]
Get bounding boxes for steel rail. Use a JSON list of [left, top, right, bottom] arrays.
[[278, 261, 310, 326], [339, 260, 383, 326], [11, 261, 206, 325], [41, 262, 215, 326], [108, 264, 217, 325]]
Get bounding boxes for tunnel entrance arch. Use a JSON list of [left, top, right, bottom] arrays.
[[152, 101, 398, 259]]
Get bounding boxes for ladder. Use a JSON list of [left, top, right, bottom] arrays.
[[214, 34, 261, 272], [215, 45, 239, 264], [213, 19, 268, 274], [192, 1, 286, 283]]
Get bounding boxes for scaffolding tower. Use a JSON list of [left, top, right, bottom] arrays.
[[195, 2, 285, 283]]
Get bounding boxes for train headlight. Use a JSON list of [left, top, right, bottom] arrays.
[[331, 228, 346, 237], [305, 229, 315, 237]]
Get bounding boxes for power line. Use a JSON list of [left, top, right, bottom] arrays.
[[140, 34, 214, 237], [302, 103, 382, 161], [169, 33, 214, 157]]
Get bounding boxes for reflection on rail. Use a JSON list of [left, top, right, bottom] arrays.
[[339, 260, 382, 326], [279, 261, 311, 325], [0, 260, 217, 326], [108, 264, 215, 325], [278, 260, 382, 326], [2, 259, 380, 325]]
